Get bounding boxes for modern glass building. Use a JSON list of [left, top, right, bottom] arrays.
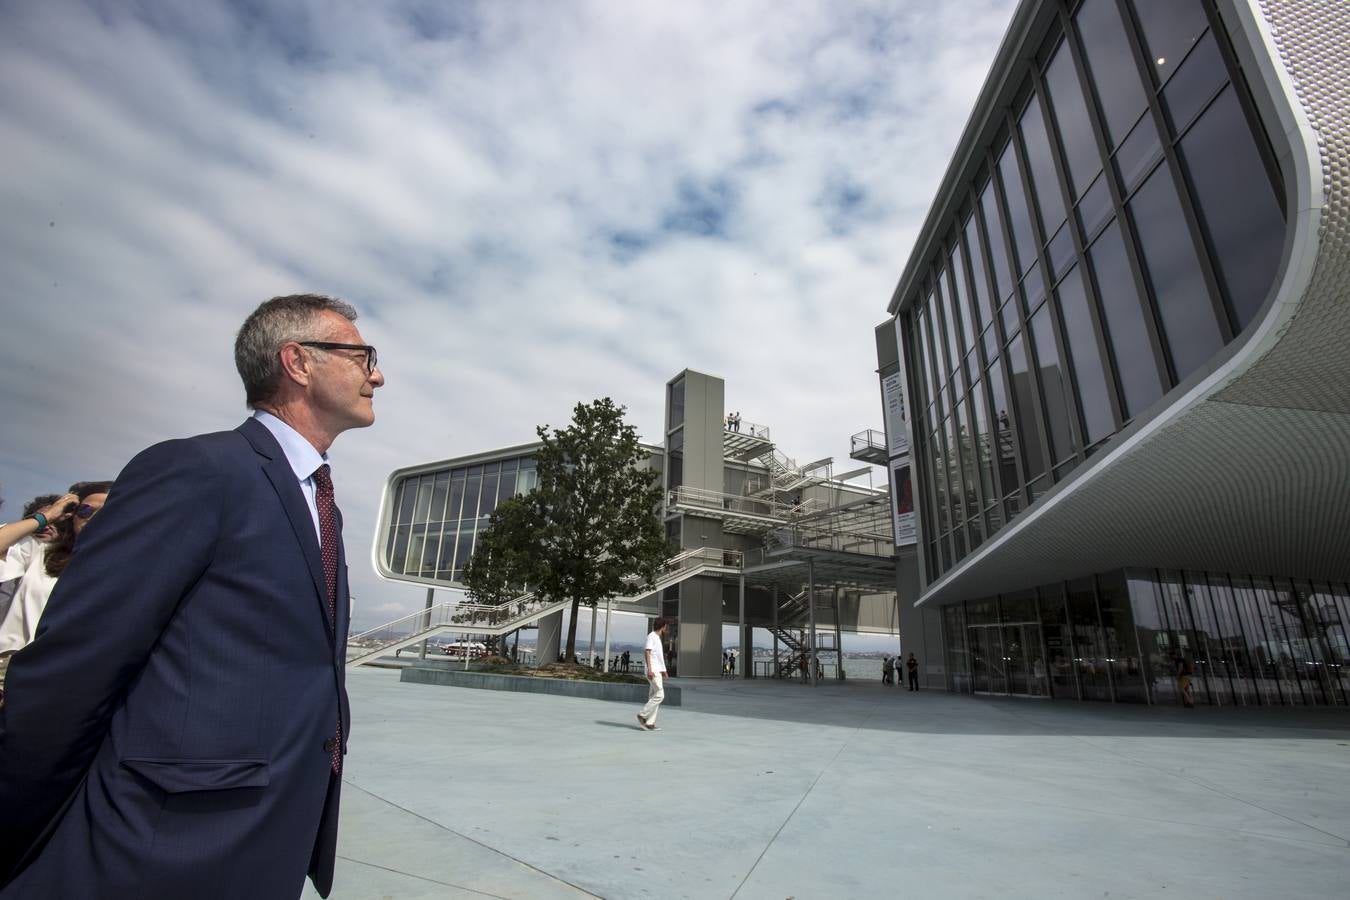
[[876, 0, 1350, 704]]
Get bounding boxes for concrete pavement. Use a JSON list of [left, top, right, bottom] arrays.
[[304, 668, 1350, 899]]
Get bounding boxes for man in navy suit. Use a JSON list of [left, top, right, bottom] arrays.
[[0, 294, 385, 899]]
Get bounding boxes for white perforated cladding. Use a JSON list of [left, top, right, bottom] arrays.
[[923, 0, 1350, 606]]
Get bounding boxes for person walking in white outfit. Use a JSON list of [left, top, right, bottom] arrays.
[[637, 617, 672, 731]]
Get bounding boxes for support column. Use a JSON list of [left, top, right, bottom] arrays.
[[771, 585, 779, 679], [419, 587, 434, 660], [588, 603, 598, 666], [602, 597, 613, 673], [833, 587, 844, 680], [737, 572, 746, 678], [807, 559, 818, 687]]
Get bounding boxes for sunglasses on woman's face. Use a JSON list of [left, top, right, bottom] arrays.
[[74, 504, 98, 520]]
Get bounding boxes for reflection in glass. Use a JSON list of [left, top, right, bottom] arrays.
[[1007, 335, 1047, 479], [1020, 95, 1067, 234], [1128, 166, 1222, 381], [1088, 221, 1163, 417], [1044, 40, 1102, 198], [1055, 267, 1115, 443], [1076, 173, 1114, 241], [1074, 0, 1149, 147], [1068, 578, 1111, 700], [964, 214, 996, 329], [1131, 0, 1210, 89], [950, 243, 978, 353], [1047, 224, 1076, 282], [998, 142, 1039, 276], [1179, 86, 1286, 332], [1029, 307, 1076, 463], [1097, 572, 1146, 701], [1160, 31, 1225, 134], [980, 180, 1015, 301], [1113, 114, 1163, 196], [986, 361, 1021, 508]]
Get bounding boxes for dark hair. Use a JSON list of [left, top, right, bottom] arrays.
[[653, 616, 673, 632], [44, 481, 114, 578], [22, 494, 60, 518], [234, 294, 358, 407]]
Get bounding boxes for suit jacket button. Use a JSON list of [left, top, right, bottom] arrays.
[[323, 737, 337, 753]]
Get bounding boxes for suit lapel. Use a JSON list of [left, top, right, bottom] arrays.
[[241, 419, 335, 642]]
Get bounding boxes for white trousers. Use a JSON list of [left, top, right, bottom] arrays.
[[639, 673, 665, 724]]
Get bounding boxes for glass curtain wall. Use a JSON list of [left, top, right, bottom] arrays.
[[944, 568, 1350, 706], [902, 0, 1286, 581], [384, 456, 537, 583]]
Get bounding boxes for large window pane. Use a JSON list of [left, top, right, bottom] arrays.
[[1088, 221, 1164, 417], [1128, 165, 1222, 381], [1230, 575, 1284, 705], [998, 142, 1039, 276], [1113, 114, 1163, 196], [969, 379, 997, 511], [1068, 577, 1111, 701], [936, 271, 962, 376], [1130, 0, 1211, 90], [1044, 41, 1102, 198], [1075, 0, 1149, 147], [1020, 95, 1067, 235], [1178, 86, 1286, 332], [1184, 573, 1233, 705], [1055, 267, 1115, 443], [980, 180, 1015, 301], [1029, 307, 1076, 463], [1161, 30, 1226, 134], [1038, 584, 1079, 699], [986, 362, 1022, 511], [1007, 335, 1047, 479], [964, 214, 996, 330], [1127, 571, 1170, 704], [1207, 574, 1260, 706], [950, 243, 978, 353], [1098, 572, 1147, 702]]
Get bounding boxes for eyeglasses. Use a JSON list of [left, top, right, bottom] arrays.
[[298, 341, 378, 374], [74, 504, 98, 520]]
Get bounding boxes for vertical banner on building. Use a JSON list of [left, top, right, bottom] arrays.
[[890, 459, 916, 546], [881, 372, 909, 458]]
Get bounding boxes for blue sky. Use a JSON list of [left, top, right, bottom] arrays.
[[0, 0, 1017, 643]]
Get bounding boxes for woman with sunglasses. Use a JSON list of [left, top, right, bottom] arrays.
[[0, 481, 113, 693]]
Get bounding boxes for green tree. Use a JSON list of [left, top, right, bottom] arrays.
[[463, 397, 672, 663], [460, 497, 536, 654]]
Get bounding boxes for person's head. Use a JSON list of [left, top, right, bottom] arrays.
[[23, 494, 61, 541], [653, 616, 673, 635], [235, 294, 385, 447], [45, 480, 114, 577]]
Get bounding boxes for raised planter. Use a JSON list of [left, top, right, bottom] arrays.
[[400, 663, 681, 706]]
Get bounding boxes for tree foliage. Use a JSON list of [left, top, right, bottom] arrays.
[[461, 398, 672, 661]]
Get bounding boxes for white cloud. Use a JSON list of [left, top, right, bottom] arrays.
[[0, 0, 1017, 630]]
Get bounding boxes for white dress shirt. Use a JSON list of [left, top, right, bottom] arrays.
[[252, 410, 329, 546]]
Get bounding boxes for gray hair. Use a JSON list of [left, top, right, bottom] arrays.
[[235, 294, 358, 406]]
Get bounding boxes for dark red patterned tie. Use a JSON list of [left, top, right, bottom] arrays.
[[312, 464, 342, 774]]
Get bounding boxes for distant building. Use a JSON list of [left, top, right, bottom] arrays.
[[367, 369, 900, 678], [875, 0, 1350, 706]]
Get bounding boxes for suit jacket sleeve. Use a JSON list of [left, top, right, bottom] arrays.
[[0, 437, 223, 881]]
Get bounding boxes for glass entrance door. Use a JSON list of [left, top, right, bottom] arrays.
[[970, 623, 1043, 696]]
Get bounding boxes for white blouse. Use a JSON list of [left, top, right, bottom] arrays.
[[0, 535, 59, 654]]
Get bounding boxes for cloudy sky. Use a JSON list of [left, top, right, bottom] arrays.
[[0, 0, 1016, 641]]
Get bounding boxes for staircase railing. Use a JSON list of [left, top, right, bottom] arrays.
[[347, 546, 741, 667]]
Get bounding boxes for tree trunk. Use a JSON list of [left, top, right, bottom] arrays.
[[564, 596, 581, 661]]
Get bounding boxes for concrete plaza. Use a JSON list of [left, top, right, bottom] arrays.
[[305, 668, 1350, 899]]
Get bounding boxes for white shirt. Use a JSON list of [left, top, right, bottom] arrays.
[[0, 536, 58, 654], [644, 630, 667, 675], [252, 410, 328, 546]]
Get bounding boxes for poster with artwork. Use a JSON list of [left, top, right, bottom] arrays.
[[890, 459, 916, 547], [881, 372, 909, 458]]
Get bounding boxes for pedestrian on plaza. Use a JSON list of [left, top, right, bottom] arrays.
[[882, 655, 894, 685], [637, 617, 672, 730], [799, 653, 810, 684], [621, 649, 631, 673], [1175, 654, 1196, 708], [907, 652, 920, 691], [722, 650, 730, 678], [0, 294, 385, 899], [728, 649, 737, 678], [0, 485, 113, 698]]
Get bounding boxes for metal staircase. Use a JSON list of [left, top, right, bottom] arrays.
[[346, 547, 741, 668]]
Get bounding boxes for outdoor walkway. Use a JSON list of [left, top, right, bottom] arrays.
[[304, 668, 1350, 899]]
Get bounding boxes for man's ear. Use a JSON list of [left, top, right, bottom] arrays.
[[277, 342, 315, 388]]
